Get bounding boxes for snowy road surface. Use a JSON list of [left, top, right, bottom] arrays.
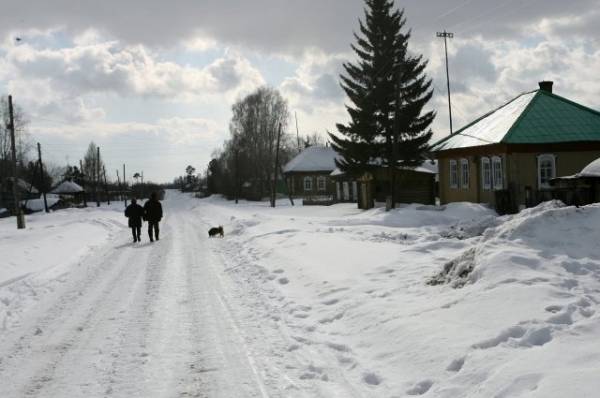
[[0, 193, 299, 397], [2, 191, 600, 397]]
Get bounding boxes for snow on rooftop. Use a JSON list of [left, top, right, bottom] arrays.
[[433, 91, 537, 151], [51, 180, 84, 194], [283, 146, 339, 173], [21, 197, 61, 212], [579, 157, 600, 177], [5, 177, 39, 194]]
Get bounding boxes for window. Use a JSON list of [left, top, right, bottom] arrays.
[[460, 158, 469, 189], [449, 160, 458, 189], [538, 154, 556, 189], [304, 176, 312, 191], [352, 181, 358, 201], [336, 182, 341, 200], [492, 156, 503, 190], [481, 157, 491, 191], [317, 176, 326, 191]]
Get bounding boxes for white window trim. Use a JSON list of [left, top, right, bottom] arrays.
[[481, 157, 491, 191], [304, 176, 312, 191], [317, 176, 327, 191], [537, 153, 556, 189], [449, 159, 458, 189], [492, 156, 503, 191], [460, 158, 469, 189]]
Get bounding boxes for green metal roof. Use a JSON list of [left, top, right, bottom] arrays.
[[504, 90, 600, 143], [431, 89, 600, 151]]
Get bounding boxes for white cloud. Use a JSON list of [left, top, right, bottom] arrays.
[[4, 38, 264, 102], [31, 116, 223, 144]]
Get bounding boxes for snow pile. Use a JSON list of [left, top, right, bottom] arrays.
[[198, 197, 600, 397], [0, 205, 126, 331]]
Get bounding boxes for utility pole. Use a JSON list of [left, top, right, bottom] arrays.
[[8, 96, 25, 228], [96, 146, 100, 207], [271, 123, 282, 208], [123, 164, 127, 206], [37, 143, 48, 213], [103, 165, 110, 205], [295, 112, 301, 153], [436, 30, 454, 135], [234, 149, 240, 205], [80, 159, 87, 207], [116, 169, 122, 203]]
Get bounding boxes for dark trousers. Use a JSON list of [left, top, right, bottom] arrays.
[[131, 226, 141, 241], [148, 221, 160, 241]]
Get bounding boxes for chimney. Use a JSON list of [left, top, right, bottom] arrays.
[[538, 81, 554, 93]]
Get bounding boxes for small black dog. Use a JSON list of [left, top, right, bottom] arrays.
[[208, 226, 224, 238]]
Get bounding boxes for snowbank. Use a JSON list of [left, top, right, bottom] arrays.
[[198, 196, 600, 397], [0, 204, 127, 330]]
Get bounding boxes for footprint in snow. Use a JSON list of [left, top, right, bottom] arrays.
[[406, 379, 433, 395], [278, 277, 289, 285], [446, 356, 465, 372], [362, 372, 382, 386]]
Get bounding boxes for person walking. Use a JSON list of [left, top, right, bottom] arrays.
[[144, 192, 163, 242], [125, 198, 144, 243]]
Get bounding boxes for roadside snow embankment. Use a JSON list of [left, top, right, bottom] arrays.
[[199, 197, 600, 397], [0, 206, 126, 331]]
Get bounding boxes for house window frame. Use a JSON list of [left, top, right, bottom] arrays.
[[460, 158, 469, 189], [537, 153, 556, 189], [481, 157, 491, 191], [449, 159, 458, 189], [317, 176, 327, 191], [492, 156, 503, 191], [303, 176, 313, 191]]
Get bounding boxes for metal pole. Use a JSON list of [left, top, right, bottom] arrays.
[[437, 30, 454, 135], [37, 143, 48, 212], [8, 96, 25, 228]]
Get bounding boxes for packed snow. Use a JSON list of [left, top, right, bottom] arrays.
[[1, 191, 599, 397]]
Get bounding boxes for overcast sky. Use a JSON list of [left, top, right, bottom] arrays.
[[1, 0, 599, 182]]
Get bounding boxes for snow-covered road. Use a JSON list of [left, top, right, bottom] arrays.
[[2, 191, 600, 397], [0, 193, 286, 397]]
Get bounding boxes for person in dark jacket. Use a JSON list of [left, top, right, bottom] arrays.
[[125, 198, 144, 242], [143, 192, 163, 242]]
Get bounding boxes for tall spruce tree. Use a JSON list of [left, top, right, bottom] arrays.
[[330, 0, 435, 206]]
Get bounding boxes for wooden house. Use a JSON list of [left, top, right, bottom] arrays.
[[283, 146, 341, 205], [431, 81, 600, 213]]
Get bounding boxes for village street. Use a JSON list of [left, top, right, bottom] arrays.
[[2, 191, 600, 397], [0, 192, 310, 398]]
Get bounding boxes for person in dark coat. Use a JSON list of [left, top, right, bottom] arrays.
[[143, 192, 163, 242], [125, 198, 144, 242]]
